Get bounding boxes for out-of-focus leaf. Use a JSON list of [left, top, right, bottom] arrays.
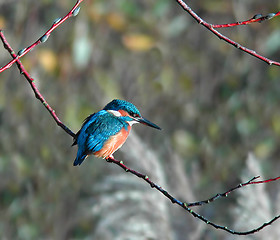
[[73, 36, 92, 69], [0, 81, 5, 108], [228, 93, 242, 113], [122, 33, 155, 51], [236, 117, 257, 136], [208, 121, 220, 140], [202, 0, 230, 13], [173, 130, 197, 156], [95, 71, 122, 98], [40, 145, 51, 161], [87, 6, 103, 23], [12, 99, 24, 115], [163, 15, 189, 38], [0, 16, 6, 29], [179, 74, 193, 92], [38, 49, 57, 73], [118, 0, 139, 17], [153, 0, 170, 17], [13, 154, 29, 177], [268, 66, 280, 81], [18, 224, 38, 240], [254, 138, 275, 159], [264, 30, 280, 54], [106, 12, 126, 31], [271, 113, 280, 135], [9, 199, 24, 218], [158, 66, 173, 92]]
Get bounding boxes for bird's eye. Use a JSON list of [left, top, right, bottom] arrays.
[[131, 113, 139, 118]]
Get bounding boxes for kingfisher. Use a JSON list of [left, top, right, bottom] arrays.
[[72, 99, 161, 166]]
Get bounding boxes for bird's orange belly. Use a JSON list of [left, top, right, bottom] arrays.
[[94, 126, 131, 159]]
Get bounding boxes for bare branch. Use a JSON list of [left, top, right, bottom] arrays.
[[187, 176, 260, 207], [106, 156, 280, 235], [212, 12, 280, 28], [188, 175, 280, 207], [0, 0, 84, 73], [175, 0, 280, 66], [0, 30, 75, 137]]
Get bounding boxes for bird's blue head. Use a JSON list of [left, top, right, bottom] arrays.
[[103, 99, 161, 130], [103, 99, 141, 116]]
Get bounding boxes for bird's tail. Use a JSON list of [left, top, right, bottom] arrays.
[[73, 152, 87, 166]]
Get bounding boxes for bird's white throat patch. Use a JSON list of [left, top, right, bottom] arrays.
[[128, 120, 138, 126]]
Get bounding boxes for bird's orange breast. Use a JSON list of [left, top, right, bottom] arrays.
[[94, 125, 131, 159]]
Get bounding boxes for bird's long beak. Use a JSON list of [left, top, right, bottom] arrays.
[[135, 117, 161, 130]]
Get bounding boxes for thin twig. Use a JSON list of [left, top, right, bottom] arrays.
[[106, 156, 280, 235], [0, 0, 84, 73], [187, 176, 260, 207], [0, 30, 75, 137], [212, 12, 280, 28], [175, 0, 280, 66], [186, 175, 280, 207], [248, 175, 280, 185]]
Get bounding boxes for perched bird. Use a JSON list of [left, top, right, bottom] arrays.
[[72, 99, 161, 166]]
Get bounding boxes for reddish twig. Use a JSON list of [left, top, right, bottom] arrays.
[[0, 0, 84, 73], [175, 0, 280, 66], [106, 156, 280, 235], [248, 175, 280, 185], [187, 175, 280, 207], [0, 30, 75, 137], [212, 12, 280, 28], [187, 176, 260, 207]]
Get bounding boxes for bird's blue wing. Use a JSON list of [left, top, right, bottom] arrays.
[[84, 112, 125, 151], [72, 113, 95, 146], [73, 110, 126, 166]]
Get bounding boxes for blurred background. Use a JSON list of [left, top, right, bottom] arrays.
[[1, 0, 280, 239]]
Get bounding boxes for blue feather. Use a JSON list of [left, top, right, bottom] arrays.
[[73, 99, 160, 166], [73, 110, 128, 166], [103, 99, 141, 116]]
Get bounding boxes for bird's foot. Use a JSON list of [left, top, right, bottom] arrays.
[[105, 154, 114, 162]]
